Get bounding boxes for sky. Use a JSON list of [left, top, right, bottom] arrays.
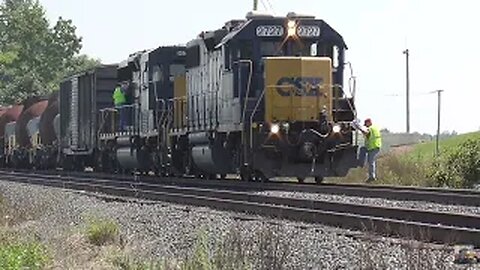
[[39, 0, 479, 135]]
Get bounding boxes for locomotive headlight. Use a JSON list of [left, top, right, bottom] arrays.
[[270, 123, 280, 134], [287, 20, 296, 36], [332, 124, 341, 134]]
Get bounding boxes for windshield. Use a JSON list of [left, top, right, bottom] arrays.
[[260, 41, 283, 56], [291, 40, 316, 56]]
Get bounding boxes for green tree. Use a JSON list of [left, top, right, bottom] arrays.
[[0, 0, 100, 104]]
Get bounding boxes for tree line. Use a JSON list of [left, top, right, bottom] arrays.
[[0, 0, 100, 105]]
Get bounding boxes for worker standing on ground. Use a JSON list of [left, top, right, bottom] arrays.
[[113, 83, 127, 131], [357, 118, 382, 182]]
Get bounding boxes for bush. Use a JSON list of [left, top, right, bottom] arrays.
[[85, 217, 119, 246], [428, 138, 480, 188]]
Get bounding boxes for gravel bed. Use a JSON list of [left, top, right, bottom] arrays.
[[0, 180, 475, 270], [256, 190, 480, 216]]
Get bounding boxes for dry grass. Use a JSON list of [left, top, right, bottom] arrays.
[[357, 237, 452, 270], [330, 152, 432, 187]]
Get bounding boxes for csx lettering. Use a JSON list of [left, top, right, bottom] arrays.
[[276, 77, 323, 97]]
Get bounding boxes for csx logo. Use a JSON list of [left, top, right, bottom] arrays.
[[275, 77, 324, 97]]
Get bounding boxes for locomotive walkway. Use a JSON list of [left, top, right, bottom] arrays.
[[0, 170, 479, 247]]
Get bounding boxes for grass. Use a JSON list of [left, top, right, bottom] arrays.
[[409, 131, 480, 160], [334, 152, 432, 187], [0, 241, 50, 270], [0, 195, 51, 269], [85, 217, 120, 246], [110, 224, 292, 270], [335, 131, 480, 188]]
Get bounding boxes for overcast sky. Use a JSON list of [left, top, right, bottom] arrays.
[[39, 0, 479, 135]]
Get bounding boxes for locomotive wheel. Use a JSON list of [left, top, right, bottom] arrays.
[[315, 176, 324, 184], [240, 166, 252, 182], [297, 177, 305, 183], [253, 171, 268, 183]]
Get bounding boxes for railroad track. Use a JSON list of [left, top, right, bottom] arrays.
[[0, 170, 479, 247], [9, 169, 480, 207]]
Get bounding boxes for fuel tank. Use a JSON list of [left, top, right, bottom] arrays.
[[15, 100, 48, 147], [189, 132, 232, 174], [116, 147, 151, 170]]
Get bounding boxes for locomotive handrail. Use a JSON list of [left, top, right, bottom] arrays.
[[344, 61, 357, 98], [249, 88, 266, 150], [98, 104, 138, 135], [234, 59, 253, 165], [155, 98, 168, 148]]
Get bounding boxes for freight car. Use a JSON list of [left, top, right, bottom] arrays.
[[58, 65, 118, 170]]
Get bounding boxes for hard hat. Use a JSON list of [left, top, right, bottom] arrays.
[[364, 118, 372, 125]]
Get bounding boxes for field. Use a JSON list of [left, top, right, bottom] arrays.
[[335, 131, 480, 188], [409, 131, 480, 160]]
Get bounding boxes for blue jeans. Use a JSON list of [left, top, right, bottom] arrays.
[[358, 147, 380, 179], [116, 106, 127, 131]]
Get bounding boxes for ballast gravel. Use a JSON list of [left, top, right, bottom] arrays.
[[255, 190, 480, 216], [0, 180, 474, 270]]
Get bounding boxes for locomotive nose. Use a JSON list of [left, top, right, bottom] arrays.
[[263, 57, 332, 124]]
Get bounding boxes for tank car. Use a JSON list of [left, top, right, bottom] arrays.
[[35, 91, 60, 169], [2, 97, 48, 168], [9, 98, 49, 168], [0, 104, 23, 166], [169, 12, 358, 182]]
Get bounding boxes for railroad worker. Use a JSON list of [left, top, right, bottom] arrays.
[[113, 83, 127, 131], [358, 118, 382, 182]]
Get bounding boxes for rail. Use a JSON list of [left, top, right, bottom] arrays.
[[1, 169, 479, 247]]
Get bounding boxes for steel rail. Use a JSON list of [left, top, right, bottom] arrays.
[[7, 169, 480, 207], [0, 171, 479, 247]]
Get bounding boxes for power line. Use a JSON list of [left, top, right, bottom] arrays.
[[260, 0, 268, 11], [265, 0, 276, 14]]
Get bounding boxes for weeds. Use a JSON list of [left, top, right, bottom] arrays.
[[112, 224, 292, 270], [85, 217, 119, 246], [111, 255, 169, 270], [337, 136, 480, 189], [0, 225, 50, 270], [0, 241, 50, 270]]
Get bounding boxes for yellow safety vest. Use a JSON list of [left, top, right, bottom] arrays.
[[113, 87, 126, 106], [366, 125, 382, 151]]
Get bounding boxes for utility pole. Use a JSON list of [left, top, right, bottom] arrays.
[[403, 49, 410, 133], [253, 0, 258, 10], [435, 90, 444, 157]]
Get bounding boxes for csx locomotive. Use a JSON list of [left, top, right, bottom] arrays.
[[0, 11, 358, 183]]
